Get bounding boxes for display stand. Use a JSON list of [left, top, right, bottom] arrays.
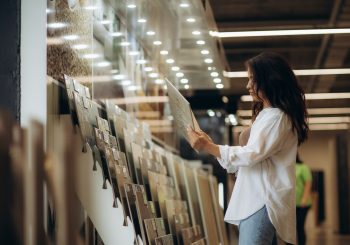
[[61, 115, 136, 245]]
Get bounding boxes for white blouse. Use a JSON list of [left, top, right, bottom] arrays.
[[218, 107, 297, 244]]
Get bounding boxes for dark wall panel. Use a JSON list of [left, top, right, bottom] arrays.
[[0, 0, 21, 121]]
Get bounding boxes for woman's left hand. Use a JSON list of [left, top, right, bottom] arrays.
[[187, 127, 212, 151]]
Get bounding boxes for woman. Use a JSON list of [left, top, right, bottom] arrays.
[[187, 52, 308, 245], [295, 154, 313, 245]]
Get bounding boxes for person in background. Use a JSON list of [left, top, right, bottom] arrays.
[[296, 153, 313, 245]]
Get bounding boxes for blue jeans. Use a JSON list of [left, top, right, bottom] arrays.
[[238, 206, 277, 245]]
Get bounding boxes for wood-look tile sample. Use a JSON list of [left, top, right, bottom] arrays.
[[155, 234, 174, 245], [144, 218, 158, 245]]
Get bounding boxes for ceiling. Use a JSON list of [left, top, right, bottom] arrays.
[[187, 0, 350, 115]]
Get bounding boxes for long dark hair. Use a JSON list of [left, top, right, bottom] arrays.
[[246, 52, 308, 145]]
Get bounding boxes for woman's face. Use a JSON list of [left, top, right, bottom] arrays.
[[246, 67, 259, 101]]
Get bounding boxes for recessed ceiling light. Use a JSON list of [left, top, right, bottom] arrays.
[[63, 35, 79, 40], [216, 84, 224, 89], [211, 28, 350, 38], [146, 31, 156, 36], [176, 72, 184, 78], [72, 44, 88, 50], [180, 78, 189, 84], [96, 61, 111, 67], [155, 79, 164, 84], [149, 73, 159, 78], [171, 66, 180, 71], [186, 18, 196, 23], [47, 22, 67, 29], [166, 59, 175, 64], [120, 41, 130, 46], [213, 78, 221, 83], [201, 49, 209, 55], [184, 84, 190, 89], [144, 67, 153, 72], [121, 80, 131, 86], [83, 53, 100, 59], [101, 20, 111, 25], [180, 3, 190, 8], [192, 30, 201, 35], [127, 85, 141, 91], [196, 40, 205, 45], [127, 4, 137, 8], [204, 58, 213, 64], [129, 51, 140, 56], [160, 50, 169, 55], [211, 72, 219, 77], [137, 18, 147, 23], [136, 59, 147, 64], [110, 32, 123, 37], [113, 74, 126, 80], [153, 41, 162, 45]]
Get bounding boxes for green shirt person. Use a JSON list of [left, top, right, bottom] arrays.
[[295, 154, 312, 245]]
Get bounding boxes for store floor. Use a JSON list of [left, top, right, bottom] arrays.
[[306, 227, 350, 245]]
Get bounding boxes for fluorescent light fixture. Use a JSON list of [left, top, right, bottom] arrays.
[[196, 40, 205, 45], [153, 41, 162, 46], [224, 68, 350, 78], [110, 32, 123, 37], [96, 61, 111, 67], [309, 123, 349, 131], [192, 30, 201, 35], [211, 28, 350, 38], [160, 50, 169, 55], [211, 72, 219, 77], [176, 72, 184, 78], [308, 108, 350, 115], [180, 78, 189, 84], [155, 79, 164, 84], [204, 58, 213, 64], [166, 59, 175, 64], [120, 41, 130, 46], [216, 84, 224, 89], [63, 35, 79, 41], [201, 49, 210, 55], [47, 22, 66, 29], [207, 110, 215, 117], [137, 18, 147, 23], [237, 109, 350, 118], [72, 44, 88, 50], [308, 116, 350, 124], [136, 59, 147, 64], [180, 3, 190, 8], [83, 53, 100, 59], [110, 69, 119, 74], [127, 4, 137, 8], [171, 66, 180, 71], [144, 67, 153, 72], [184, 84, 190, 89], [306, 93, 350, 100], [213, 78, 221, 83], [83, 5, 98, 10], [146, 31, 156, 36], [149, 73, 159, 78], [186, 18, 196, 23]]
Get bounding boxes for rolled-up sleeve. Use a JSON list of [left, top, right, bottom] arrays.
[[217, 112, 290, 170]]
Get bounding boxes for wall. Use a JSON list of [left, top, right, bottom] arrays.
[[21, 0, 47, 127], [299, 130, 340, 231], [0, 0, 21, 121]]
